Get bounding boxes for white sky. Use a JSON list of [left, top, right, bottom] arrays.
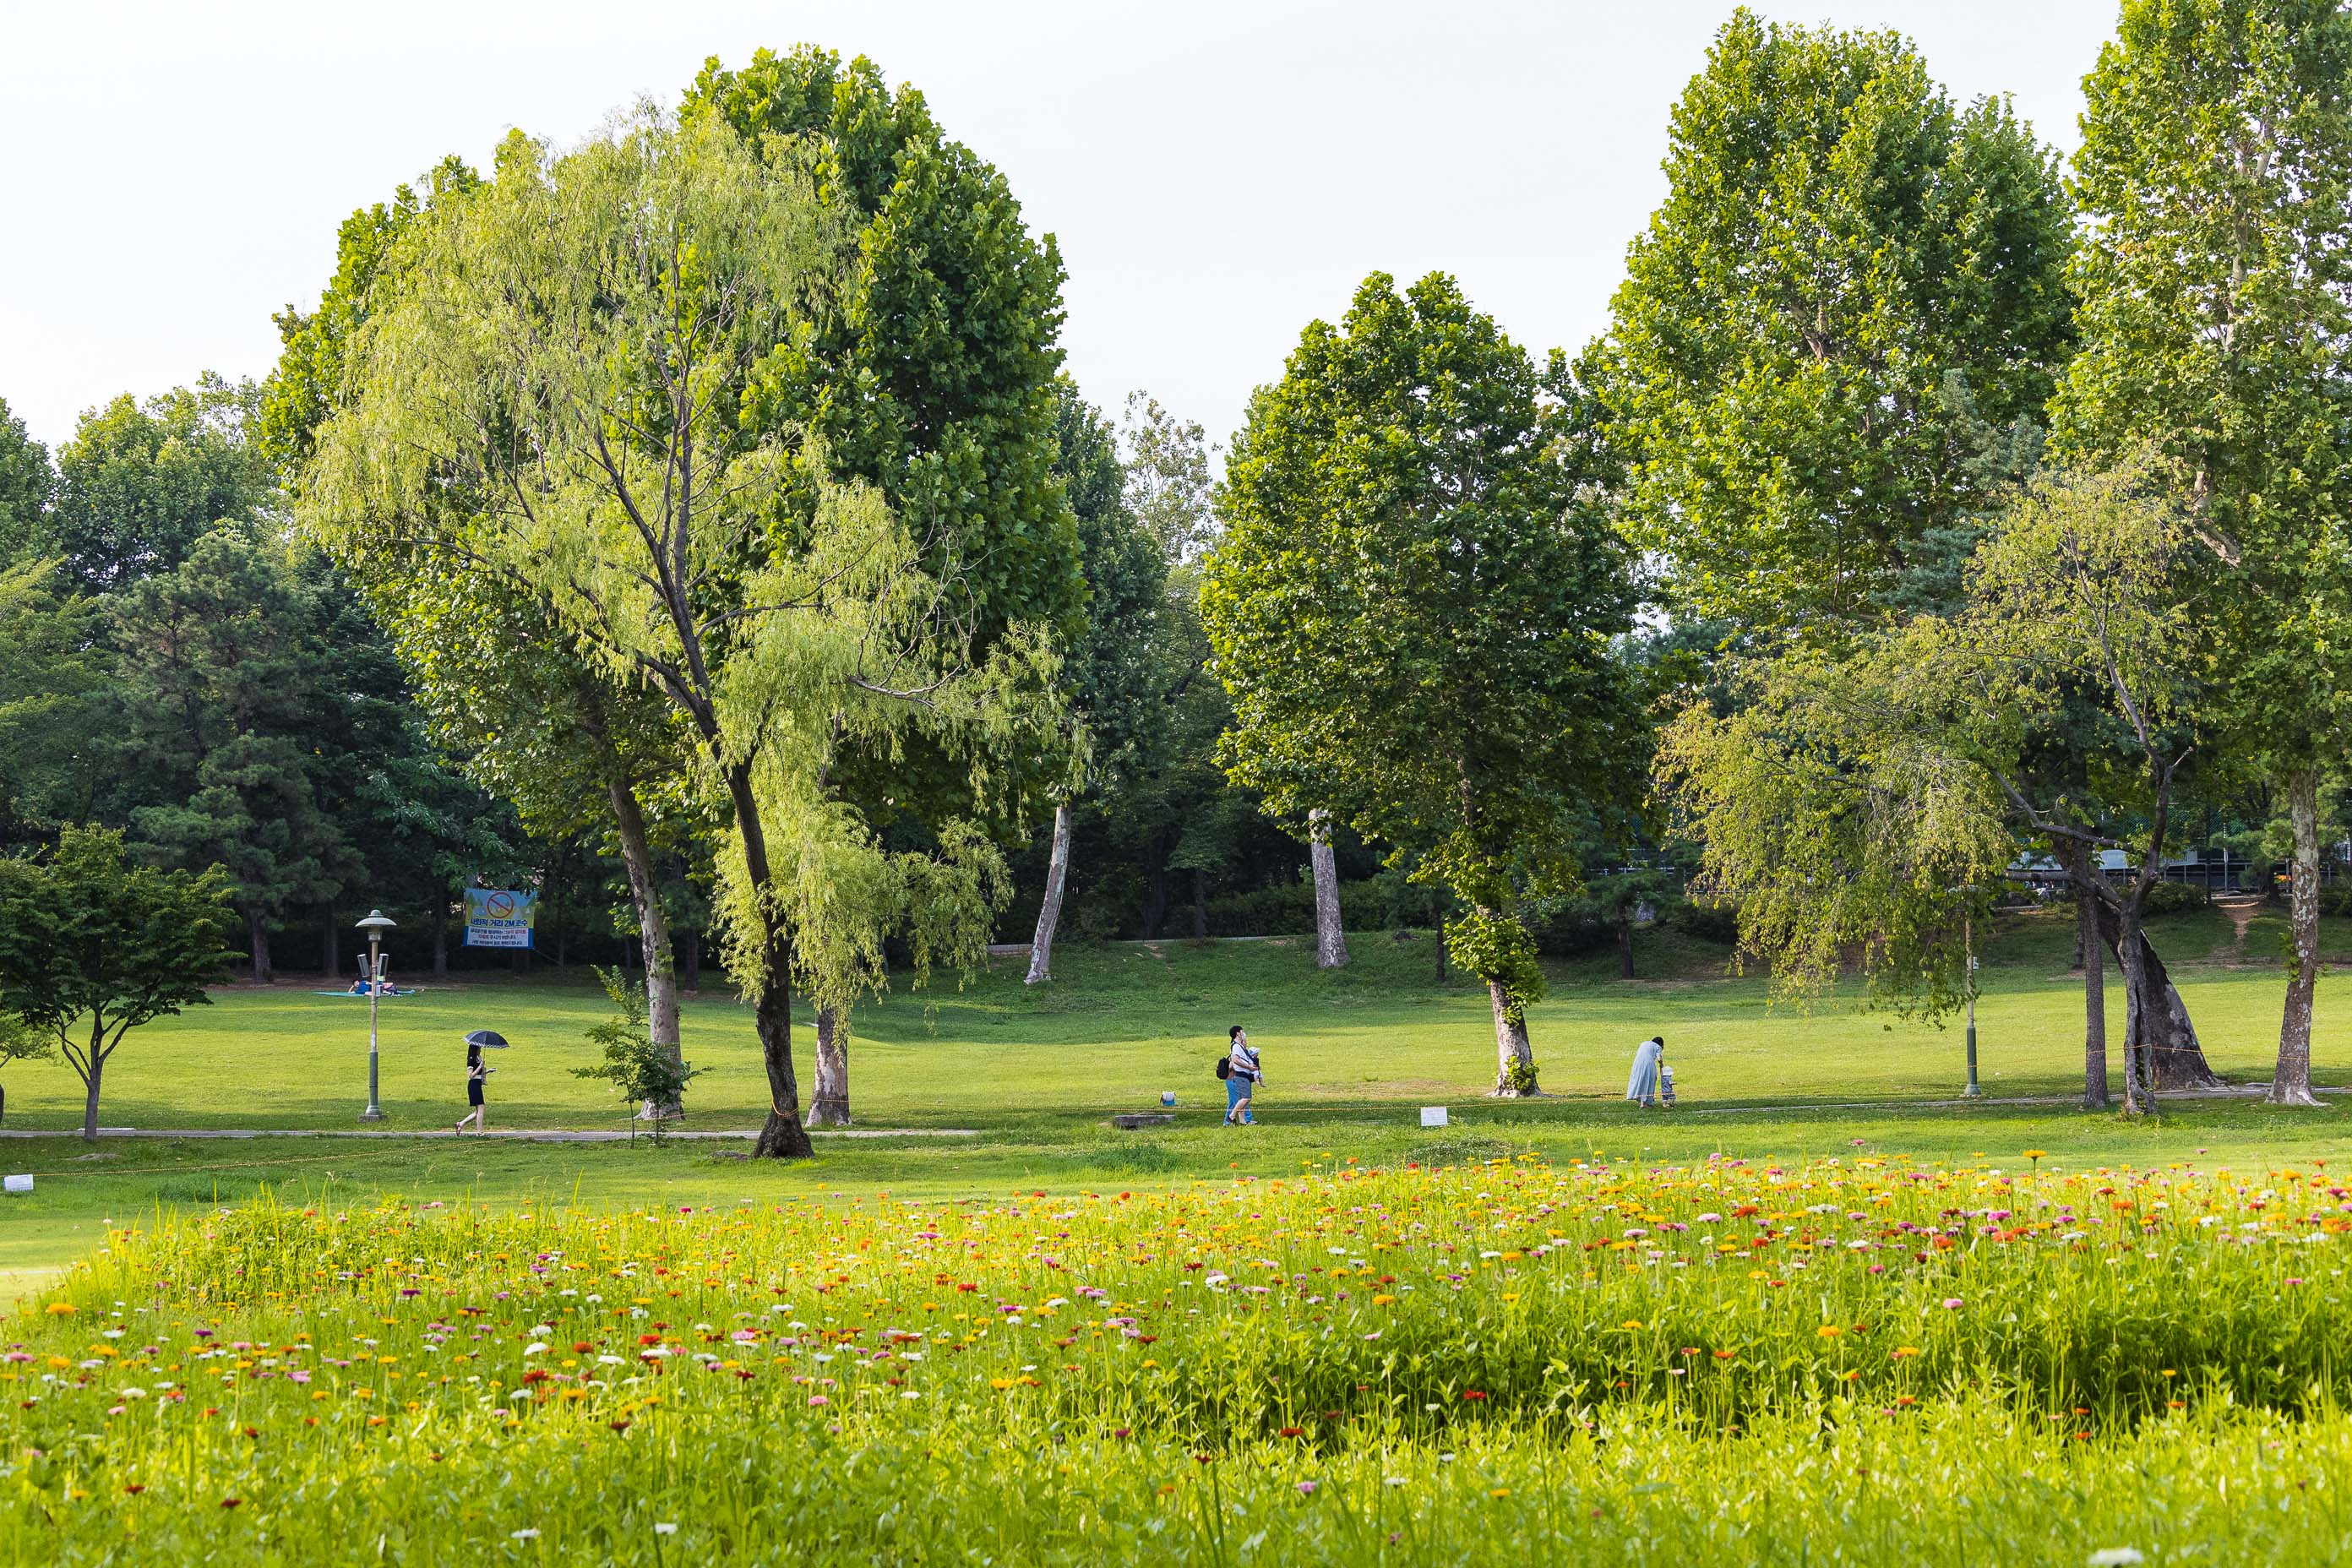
[[0, 0, 2123, 456]]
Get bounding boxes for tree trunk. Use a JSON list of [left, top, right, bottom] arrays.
[[431, 895, 449, 979], [1141, 857, 1169, 940], [2077, 872, 2109, 1108], [2113, 906, 2156, 1116], [607, 776, 683, 1114], [321, 912, 338, 978], [719, 762, 812, 1160], [1026, 803, 1071, 985], [1617, 921, 1636, 980], [682, 928, 701, 994], [1309, 808, 1348, 969], [2088, 899, 2222, 1091], [248, 912, 271, 985], [2271, 765, 2324, 1107], [1192, 866, 1207, 939], [81, 1025, 103, 1141], [1435, 928, 1448, 983], [1488, 978, 1538, 1096], [804, 1006, 850, 1127]]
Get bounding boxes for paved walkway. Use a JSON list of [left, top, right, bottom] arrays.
[[0, 1126, 977, 1142]]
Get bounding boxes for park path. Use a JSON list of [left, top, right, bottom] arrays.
[[0, 1126, 977, 1142]]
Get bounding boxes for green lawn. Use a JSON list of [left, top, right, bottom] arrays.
[[4, 904, 2349, 1300]]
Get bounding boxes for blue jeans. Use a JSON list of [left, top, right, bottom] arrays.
[[1225, 1075, 1255, 1123]]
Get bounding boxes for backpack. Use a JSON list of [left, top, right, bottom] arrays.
[[1214, 1055, 1231, 1080]]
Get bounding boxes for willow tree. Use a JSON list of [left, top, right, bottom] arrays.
[[267, 155, 702, 1096], [1207, 272, 1647, 1095], [308, 110, 1060, 1158], [1661, 459, 2211, 1114]]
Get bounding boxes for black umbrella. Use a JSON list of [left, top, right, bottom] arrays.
[[464, 1030, 512, 1050]]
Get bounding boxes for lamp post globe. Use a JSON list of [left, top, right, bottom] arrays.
[[356, 910, 396, 1122]]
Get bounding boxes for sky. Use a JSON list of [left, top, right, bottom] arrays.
[[0, 0, 2124, 457]]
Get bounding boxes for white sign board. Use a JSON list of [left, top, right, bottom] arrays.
[[1419, 1106, 1448, 1129], [3, 1173, 30, 1195]]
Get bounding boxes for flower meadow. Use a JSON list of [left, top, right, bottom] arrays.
[[8, 1152, 2352, 1564]]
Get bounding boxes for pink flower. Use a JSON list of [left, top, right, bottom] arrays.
[[1297, 1481, 1319, 1496], [1941, 1298, 1963, 1310], [808, 1395, 829, 1407]]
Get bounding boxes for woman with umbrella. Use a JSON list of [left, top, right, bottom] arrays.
[[454, 1030, 507, 1134]]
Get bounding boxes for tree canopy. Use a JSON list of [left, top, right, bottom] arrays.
[[1585, 7, 2075, 634], [1207, 270, 1648, 1093], [0, 825, 233, 1139]]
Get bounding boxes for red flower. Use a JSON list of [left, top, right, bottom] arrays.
[[1462, 1390, 1489, 1402]]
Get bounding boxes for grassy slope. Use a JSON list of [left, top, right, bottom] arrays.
[[3, 904, 2349, 1294]]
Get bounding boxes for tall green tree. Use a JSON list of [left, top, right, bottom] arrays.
[[2052, 0, 2352, 1107], [1207, 272, 1647, 1094], [44, 375, 276, 595], [108, 528, 366, 980], [1024, 379, 1168, 985], [1584, 8, 2075, 634], [0, 559, 112, 851], [0, 825, 233, 1140], [685, 46, 1084, 660], [310, 110, 1067, 1158]]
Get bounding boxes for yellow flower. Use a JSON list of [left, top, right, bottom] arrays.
[[1816, 1325, 1843, 1338], [1891, 1346, 1921, 1359], [989, 1377, 1018, 1391], [44, 1303, 75, 1316], [1373, 1294, 1396, 1306], [1620, 1320, 1643, 1331]]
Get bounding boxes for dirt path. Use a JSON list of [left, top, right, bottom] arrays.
[[2216, 894, 2263, 956]]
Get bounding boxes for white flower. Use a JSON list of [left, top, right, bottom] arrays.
[[511, 1527, 541, 1540], [2088, 1551, 2144, 1567], [654, 1523, 678, 1537]]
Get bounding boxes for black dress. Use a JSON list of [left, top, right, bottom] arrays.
[[467, 1064, 486, 1108]]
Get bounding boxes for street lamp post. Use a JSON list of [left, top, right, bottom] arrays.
[[1962, 911, 1982, 1098], [357, 910, 396, 1122]]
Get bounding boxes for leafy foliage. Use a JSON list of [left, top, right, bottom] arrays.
[[0, 825, 233, 1135], [1585, 8, 2074, 634]]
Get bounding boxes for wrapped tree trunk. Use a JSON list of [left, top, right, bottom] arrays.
[[1026, 803, 1071, 985], [1489, 980, 1537, 1095], [2270, 766, 2323, 1106], [248, 912, 271, 985], [1309, 808, 1348, 969], [804, 1006, 850, 1127], [2090, 900, 2222, 1092], [606, 776, 683, 1118]]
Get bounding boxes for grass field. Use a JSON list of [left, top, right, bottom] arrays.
[[5, 906, 2351, 1560], [3, 904, 2349, 1293], [1, 905, 2342, 1135], [9, 1148, 2352, 1563]]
